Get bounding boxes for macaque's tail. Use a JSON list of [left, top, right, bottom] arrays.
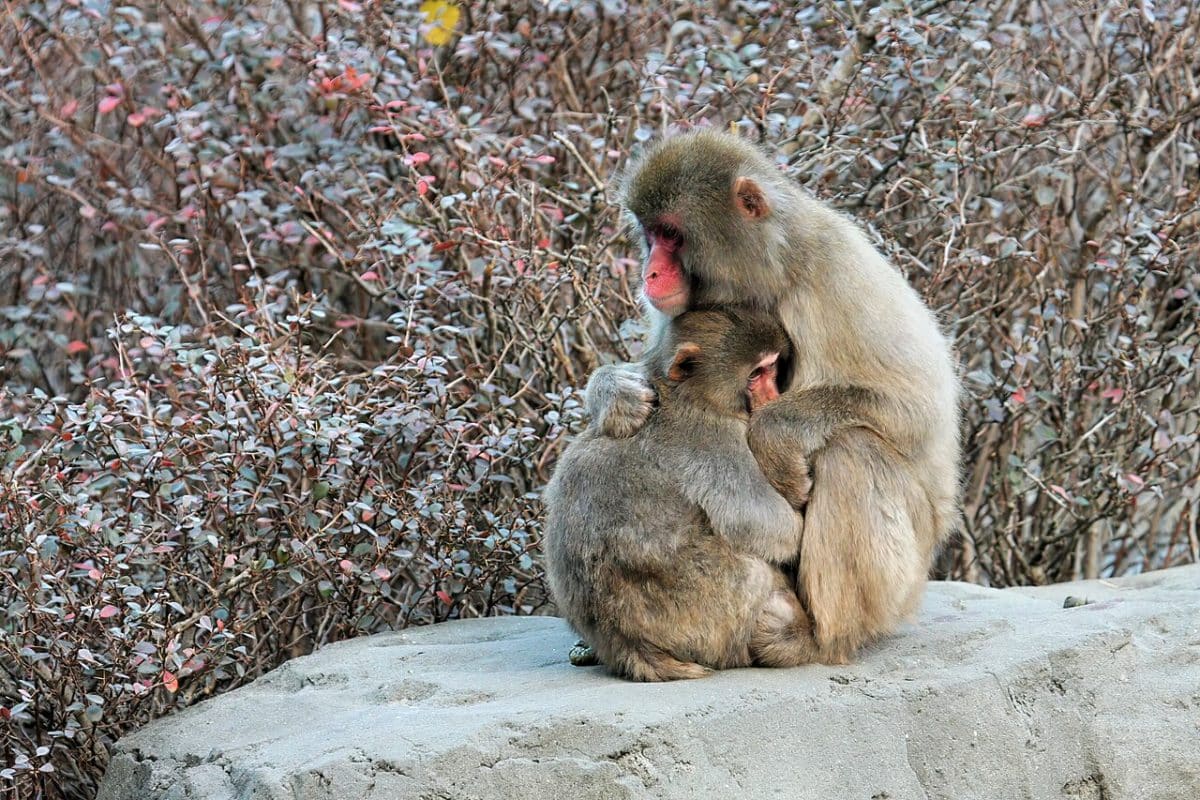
[[617, 645, 712, 682]]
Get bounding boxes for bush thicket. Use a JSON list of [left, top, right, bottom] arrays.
[[0, 1, 1196, 797]]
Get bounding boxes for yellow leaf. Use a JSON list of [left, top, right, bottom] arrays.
[[419, 1, 460, 47]]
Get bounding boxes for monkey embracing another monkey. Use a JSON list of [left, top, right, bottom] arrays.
[[587, 130, 962, 664], [545, 308, 819, 681]]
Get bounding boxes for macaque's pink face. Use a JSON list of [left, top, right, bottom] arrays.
[[747, 352, 780, 411], [641, 219, 689, 316], [633, 173, 771, 317]]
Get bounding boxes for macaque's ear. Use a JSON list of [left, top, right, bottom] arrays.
[[733, 176, 770, 220], [667, 342, 703, 382]]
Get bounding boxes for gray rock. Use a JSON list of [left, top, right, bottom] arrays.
[[99, 567, 1200, 800]]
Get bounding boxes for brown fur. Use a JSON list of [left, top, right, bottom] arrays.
[[547, 309, 817, 681], [588, 129, 962, 663]]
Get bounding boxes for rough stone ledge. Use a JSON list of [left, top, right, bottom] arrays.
[[98, 566, 1200, 800]]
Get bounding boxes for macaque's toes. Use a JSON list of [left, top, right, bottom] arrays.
[[569, 641, 600, 666]]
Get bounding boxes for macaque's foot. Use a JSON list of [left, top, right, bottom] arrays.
[[569, 640, 600, 667]]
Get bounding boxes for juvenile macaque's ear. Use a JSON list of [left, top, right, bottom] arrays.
[[733, 176, 770, 220], [668, 342, 703, 382]]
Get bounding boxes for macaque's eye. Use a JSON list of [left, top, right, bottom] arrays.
[[657, 222, 683, 246]]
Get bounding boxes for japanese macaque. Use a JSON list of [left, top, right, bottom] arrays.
[[587, 129, 962, 663], [545, 309, 818, 681]]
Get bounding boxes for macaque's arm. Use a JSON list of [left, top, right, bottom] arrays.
[[749, 385, 906, 458], [584, 362, 655, 438], [677, 440, 803, 565]]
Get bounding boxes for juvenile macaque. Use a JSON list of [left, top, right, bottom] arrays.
[[545, 309, 817, 681], [588, 130, 962, 663]]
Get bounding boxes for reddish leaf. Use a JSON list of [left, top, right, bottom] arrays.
[[98, 95, 121, 114], [60, 99, 79, 118], [1100, 387, 1125, 403], [1009, 387, 1027, 404], [436, 590, 452, 606], [359, 270, 380, 281], [162, 671, 179, 693], [99, 605, 119, 619], [66, 340, 89, 355]]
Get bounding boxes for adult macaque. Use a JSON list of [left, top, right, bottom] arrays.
[[587, 130, 962, 663], [545, 309, 817, 681]]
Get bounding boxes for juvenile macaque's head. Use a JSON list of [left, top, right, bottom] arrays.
[[653, 309, 790, 418], [620, 129, 790, 315]]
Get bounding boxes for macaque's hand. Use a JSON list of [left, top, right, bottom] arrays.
[[748, 410, 812, 510], [585, 363, 655, 438]]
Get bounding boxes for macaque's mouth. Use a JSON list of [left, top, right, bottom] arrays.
[[646, 289, 688, 313]]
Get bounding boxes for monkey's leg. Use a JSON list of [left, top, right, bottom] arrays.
[[750, 576, 821, 667], [584, 362, 655, 438], [799, 429, 930, 663]]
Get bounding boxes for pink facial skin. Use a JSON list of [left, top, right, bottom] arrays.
[[642, 225, 689, 316], [747, 352, 780, 410]]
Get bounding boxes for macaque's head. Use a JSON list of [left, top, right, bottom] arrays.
[[620, 129, 791, 316], [653, 309, 790, 418]]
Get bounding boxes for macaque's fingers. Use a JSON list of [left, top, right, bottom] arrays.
[[584, 363, 655, 438]]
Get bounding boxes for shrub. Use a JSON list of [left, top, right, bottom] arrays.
[[0, 1, 1196, 797]]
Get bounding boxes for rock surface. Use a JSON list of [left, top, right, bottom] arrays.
[[99, 567, 1200, 800]]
